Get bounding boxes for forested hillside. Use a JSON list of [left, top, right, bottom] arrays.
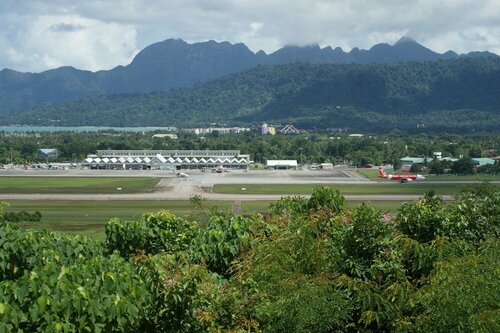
[[3, 58, 499, 132], [0, 37, 497, 115]]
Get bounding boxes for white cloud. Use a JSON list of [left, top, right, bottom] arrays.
[[0, 0, 499, 72], [0, 10, 138, 72]]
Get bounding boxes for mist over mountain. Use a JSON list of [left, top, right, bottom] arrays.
[[0, 37, 497, 115]]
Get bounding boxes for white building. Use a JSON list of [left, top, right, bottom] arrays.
[[266, 160, 298, 169], [83, 150, 251, 170], [320, 163, 334, 169], [279, 125, 301, 135], [152, 133, 178, 139], [183, 127, 250, 135]]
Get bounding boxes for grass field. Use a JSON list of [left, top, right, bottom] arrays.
[[0, 177, 159, 193], [11, 200, 233, 239], [9, 199, 410, 239], [423, 174, 500, 181], [241, 200, 405, 214], [213, 183, 494, 195], [357, 169, 500, 181]]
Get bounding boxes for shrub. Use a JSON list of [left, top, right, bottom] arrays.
[[341, 203, 403, 281], [0, 224, 151, 332], [412, 239, 500, 332], [104, 210, 197, 257], [190, 214, 261, 276], [396, 192, 451, 243], [306, 185, 346, 214], [0, 254, 152, 332], [1, 209, 42, 223], [449, 190, 500, 243], [0, 223, 102, 281], [269, 195, 308, 216], [139, 254, 223, 332]]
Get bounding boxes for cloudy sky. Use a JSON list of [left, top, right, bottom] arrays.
[[1, 0, 499, 72]]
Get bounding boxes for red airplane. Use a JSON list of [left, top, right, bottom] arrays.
[[378, 167, 425, 182]]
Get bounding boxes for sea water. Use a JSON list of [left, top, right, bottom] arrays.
[[0, 126, 177, 133]]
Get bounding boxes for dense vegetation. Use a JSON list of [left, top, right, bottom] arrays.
[[1, 185, 498, 332], [1, 37, 495, 116], [1, 131, 499, 173], [2, 58, 499, 131]]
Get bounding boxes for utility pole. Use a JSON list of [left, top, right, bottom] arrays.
[[299, 148, 303, 166]]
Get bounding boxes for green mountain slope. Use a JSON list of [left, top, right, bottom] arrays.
[[0, 38, 497, 115], [2, 58, 499, 132]]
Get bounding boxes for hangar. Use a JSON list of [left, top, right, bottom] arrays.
[[266, 160, 298, 170], [82, 150, 251, 170]]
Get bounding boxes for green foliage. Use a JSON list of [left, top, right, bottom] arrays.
[[231, 205, 352, 332], [0, 202, 9, 222], [252, 276, 352, 333], [269, 186, 346, 217], [458, 181, 498, 198], [269, 195, 308, 216], [138, 254, 223, 332], [104, 210, 197, 257], [449, 190, 500, 243], [188, 194, 206, 211], [0, 224, 151, 332], [0, 223, 102, 281], [1, 187, 499, 332], [0, 254, 152, 332], [397, 187, 499, 245], [306, 185, 346, 213], [396, 193, 451, 243], [410, 239, 500, 332], [3, 210, 41, 223], [187, 194, 230, 225], [427, 158, 450, 174], [341, 203, 402, 280], [451, 157, 475, 174], [190, 214, 261, 276]]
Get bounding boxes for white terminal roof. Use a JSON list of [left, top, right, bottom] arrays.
[[83, 150, 251, 165]]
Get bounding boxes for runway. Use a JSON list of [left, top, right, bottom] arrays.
[[0, 168, 460, 202]]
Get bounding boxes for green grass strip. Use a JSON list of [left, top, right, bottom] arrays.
[[0, 177, 159, 193], [213, 183, 499, 195], [11, 200, 233, 240], [10, 199, 411, 240]]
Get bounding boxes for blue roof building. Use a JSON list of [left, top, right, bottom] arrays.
[[400, 156, 426, 167], [472, 158, 495, 166]]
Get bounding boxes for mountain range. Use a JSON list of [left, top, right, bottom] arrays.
[[3, 58, 499, 132], [0, 37, 497, 115]]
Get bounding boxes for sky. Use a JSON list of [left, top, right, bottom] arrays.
[[1, 0, 499, 73]]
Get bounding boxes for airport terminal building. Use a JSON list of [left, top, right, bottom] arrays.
[[83, 150, 251, 170]]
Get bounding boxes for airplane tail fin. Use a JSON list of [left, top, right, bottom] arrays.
[[378, 167, 387, 178]]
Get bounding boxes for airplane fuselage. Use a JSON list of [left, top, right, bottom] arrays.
[[378, 167, 424, 182]]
